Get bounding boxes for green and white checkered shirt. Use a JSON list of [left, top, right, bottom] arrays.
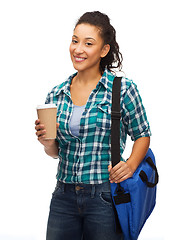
[[45, 69, 151, 184]]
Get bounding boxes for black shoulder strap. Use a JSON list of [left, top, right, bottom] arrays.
[[111, 76, 130, 228], [111, 77, 122, 167]]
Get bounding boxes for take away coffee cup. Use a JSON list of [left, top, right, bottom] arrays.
[[37, 104, 57, 139]]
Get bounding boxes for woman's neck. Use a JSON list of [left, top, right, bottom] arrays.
[[76, 67, 102, 86], [70, 66, 103, 106]]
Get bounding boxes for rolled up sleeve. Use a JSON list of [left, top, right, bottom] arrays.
[[122, 82, 151, 141]]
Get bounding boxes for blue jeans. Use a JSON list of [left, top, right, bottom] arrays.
[[46, 181, 124, 240]]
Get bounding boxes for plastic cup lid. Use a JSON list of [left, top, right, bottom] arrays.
[[36, 104, 57, 110]]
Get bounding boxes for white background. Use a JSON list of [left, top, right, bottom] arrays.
[[0, 0, 175, 239]]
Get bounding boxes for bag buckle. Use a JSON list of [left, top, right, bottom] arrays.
[[113, 184, 131, 205]]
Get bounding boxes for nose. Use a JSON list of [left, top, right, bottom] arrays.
[[74, 43, 84, 54]]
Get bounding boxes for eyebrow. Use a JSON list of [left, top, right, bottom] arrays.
[[72, 35, 96, 42]]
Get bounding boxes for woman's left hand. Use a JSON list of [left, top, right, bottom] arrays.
[[108, 161, 134, 183]]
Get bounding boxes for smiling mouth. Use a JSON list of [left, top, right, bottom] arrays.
[[73, 56, 87, 62]]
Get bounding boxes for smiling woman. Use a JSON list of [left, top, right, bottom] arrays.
[[35, 11, 151, 240]]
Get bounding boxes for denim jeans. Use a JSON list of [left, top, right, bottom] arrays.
[[46, 181, 124, 240]]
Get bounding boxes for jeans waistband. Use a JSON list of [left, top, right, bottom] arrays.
[[57, 181, 111, 194]]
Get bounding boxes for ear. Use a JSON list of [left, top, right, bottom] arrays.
[[101, 44, 110, 58]]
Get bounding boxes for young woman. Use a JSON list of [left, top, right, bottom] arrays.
[[35, 11, 151, 240]]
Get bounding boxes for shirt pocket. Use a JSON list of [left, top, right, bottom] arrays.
[[96, 104, 111, 130]]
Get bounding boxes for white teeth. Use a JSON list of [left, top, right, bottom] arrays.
[[75, 57, 85, 61]]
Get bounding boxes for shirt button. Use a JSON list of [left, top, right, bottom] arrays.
[[75, 186, 83, 191]]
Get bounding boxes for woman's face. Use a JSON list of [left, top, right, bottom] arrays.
[[69, 23, 109, 73]]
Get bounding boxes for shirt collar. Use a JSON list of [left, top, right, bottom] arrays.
[[98, 68, 115, 92], [55, 68, 115, 96], [55, 72, 77, 96]]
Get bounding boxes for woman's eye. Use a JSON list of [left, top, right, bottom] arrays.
[[86, 42, 93, 46], [72, 39, 78, 44]]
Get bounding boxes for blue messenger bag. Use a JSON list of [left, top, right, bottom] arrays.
[[111, 77, 159, 240]]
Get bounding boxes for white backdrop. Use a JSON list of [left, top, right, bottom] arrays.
[[0, 0, 175, 239]]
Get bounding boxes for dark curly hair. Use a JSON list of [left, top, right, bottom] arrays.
[[75, 11, 123, 73]]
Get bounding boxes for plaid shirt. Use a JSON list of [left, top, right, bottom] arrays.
[[45, 69, 151, 184]]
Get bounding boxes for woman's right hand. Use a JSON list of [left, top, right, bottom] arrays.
[[35, 119, 59, 148]]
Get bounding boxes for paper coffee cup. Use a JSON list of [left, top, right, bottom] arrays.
[[37, 104, 57, 139]]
